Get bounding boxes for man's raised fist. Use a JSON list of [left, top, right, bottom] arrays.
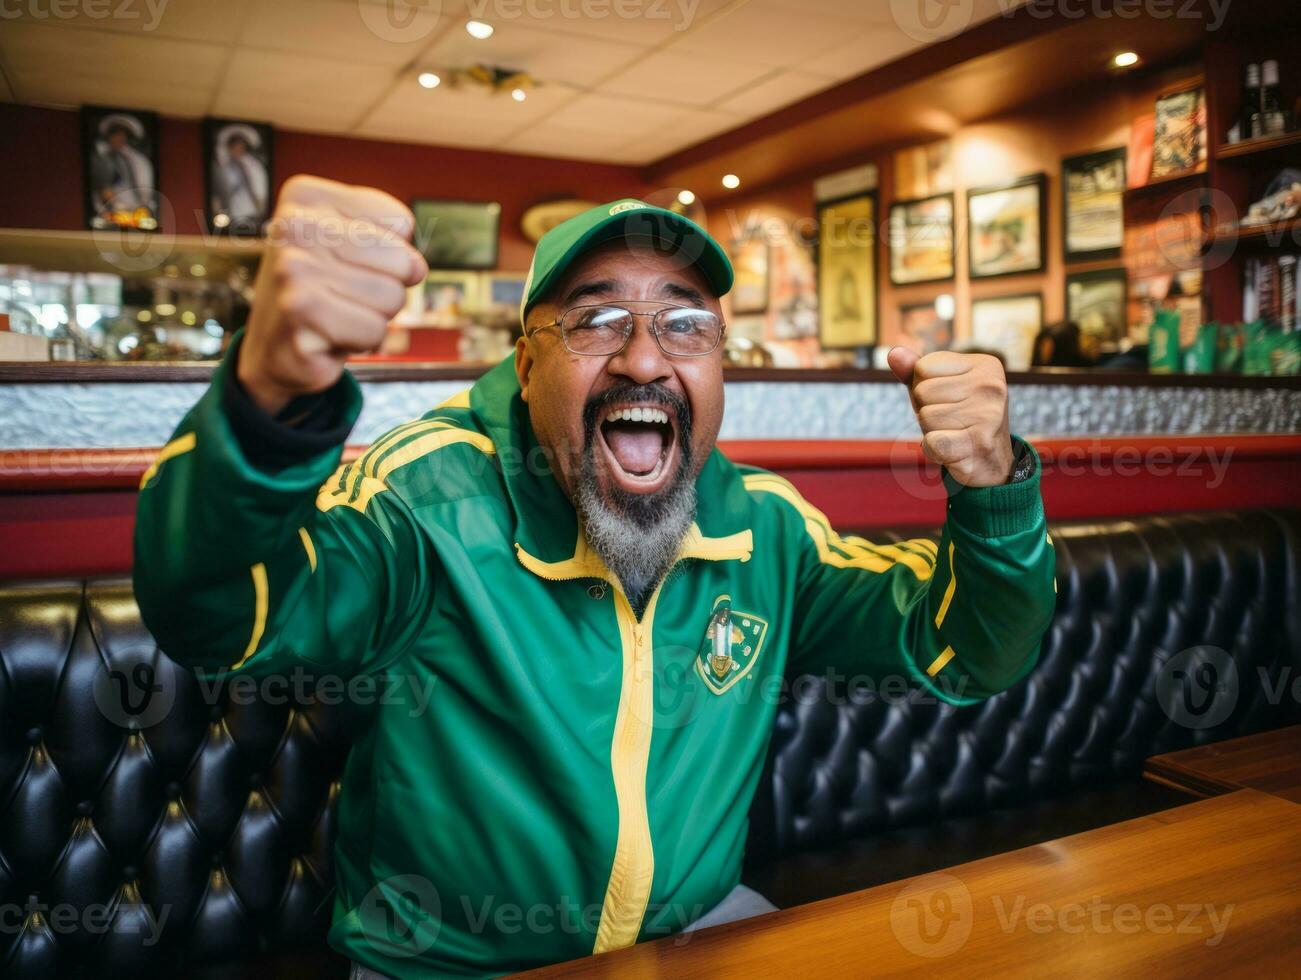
[[236, 175, 428, 415], [887, 347, 1015, 488]]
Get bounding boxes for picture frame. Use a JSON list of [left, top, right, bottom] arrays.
[[203, 118, 274, 237], [729, 236, 770, 314], [412, 199, 501, 270], [888, 193, 955, 285], [423, 270, 480, 319], [486, 273, 527, 311], [970, 292, 1043, 371], [899, 302, 954, 355], [81, 106, 160, 231], [1065, 267, 1127, 344], [1061, 147, 1125, 263], [1151, 86, 1206, 178], [815, 192, 877, 350], [966, 173, 1046, 279]]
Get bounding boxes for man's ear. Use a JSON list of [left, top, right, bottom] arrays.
[[514, 335, 533, 403]]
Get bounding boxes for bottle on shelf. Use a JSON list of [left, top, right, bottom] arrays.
[[1242, 62, 1261, 141], [1260, 60, 1286, 137]]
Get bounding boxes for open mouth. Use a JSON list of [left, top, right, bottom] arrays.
[[597, 404, 680, 493]]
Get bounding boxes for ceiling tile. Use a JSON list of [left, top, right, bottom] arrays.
[[421, 19, 643, 89], [0, 21, 228, 90], [210, 93, 359, 134], [238, 0, 448, 66], [602, 50, 774, 108], [0, 0, 253, 43], [16, 73, 212, 116], [813, 24, 924, 78], [716, 69, 836, 117], [542, 93, 692, 138], [504, 124, 641, 161], [668, 1, 869, 68], [615, 106, 738, 160], [490, 0, 734, 48], [356, 111, 523, 148], [218, 49, 395, 110]]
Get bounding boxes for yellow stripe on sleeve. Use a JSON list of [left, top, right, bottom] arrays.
[[926, 645, 956, 677], [298, 527, 317, 572], [230, 562, 268, 670], [934, 542, 957, 629], [139, 431, 197, 489]]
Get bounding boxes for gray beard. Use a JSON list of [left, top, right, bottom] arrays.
[[576, 452, 697, 617]]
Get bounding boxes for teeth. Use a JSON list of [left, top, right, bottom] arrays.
[[604, 407, 669, 425]]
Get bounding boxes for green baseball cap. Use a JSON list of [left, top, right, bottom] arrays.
[[520, 198, 733, 324]]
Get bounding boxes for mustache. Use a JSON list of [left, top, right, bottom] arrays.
[[581, 382, 692, 447]]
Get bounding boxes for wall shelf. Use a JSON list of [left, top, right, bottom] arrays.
[[1215, 130, 1301, 161]]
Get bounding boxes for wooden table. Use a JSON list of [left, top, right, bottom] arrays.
[[514, 791, 1300, 978], [1145, 726, 1301, 803]]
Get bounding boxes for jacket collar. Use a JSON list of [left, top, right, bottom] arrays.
[[468, 356, 753, 580]]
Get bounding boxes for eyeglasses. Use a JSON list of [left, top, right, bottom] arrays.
[[530, 302, 725, 357]]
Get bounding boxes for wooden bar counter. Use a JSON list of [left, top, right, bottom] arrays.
[[514, 790, 1300, 978]]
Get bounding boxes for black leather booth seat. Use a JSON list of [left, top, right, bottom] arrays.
[[1, 510, 1298, 978]]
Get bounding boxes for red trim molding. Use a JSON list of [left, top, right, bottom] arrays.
[[3, 435, 1299, 580]]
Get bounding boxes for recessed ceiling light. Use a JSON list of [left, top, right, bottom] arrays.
[[677, 189, 696, 205], [721, 174, 740, 189], [418, 72, 441, 89], [511, 87, 527, 102], [1113, 51, 1139, 68], [466, 20, 494, 39]]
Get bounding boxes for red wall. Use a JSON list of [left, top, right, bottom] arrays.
[[0, 103, 647, 271]]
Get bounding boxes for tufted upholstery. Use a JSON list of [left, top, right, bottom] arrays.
[[1, 509, 1298, 976], [747, 509, 1301, 866]]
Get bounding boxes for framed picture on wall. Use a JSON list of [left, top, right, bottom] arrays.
[[412, 199, 501, 269], [81, 106, 160, 231], [899, 301, 954, 354], [888, 193, 955, 285], [423, 270, 480, 319], [1152, 86, 1206, 178], [729, 236, 770, 314], [486, 273, 527, 312], [816, 192, 877, 349], [971, 293, 1043, 371], [203, 118, 274, 237], [1066, 267, 1127, 344], [1062, 148, 1125, 262], [966, 173, 1046, 279]]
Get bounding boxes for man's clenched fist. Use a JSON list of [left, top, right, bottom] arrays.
[[237, 175, 429, 415], [887, 347, 1015, 488]]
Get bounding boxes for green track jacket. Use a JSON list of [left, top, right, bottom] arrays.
[[133, 339, 1056, 977]]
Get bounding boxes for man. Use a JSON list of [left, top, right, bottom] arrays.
[[134, 177, 1055, 978]]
